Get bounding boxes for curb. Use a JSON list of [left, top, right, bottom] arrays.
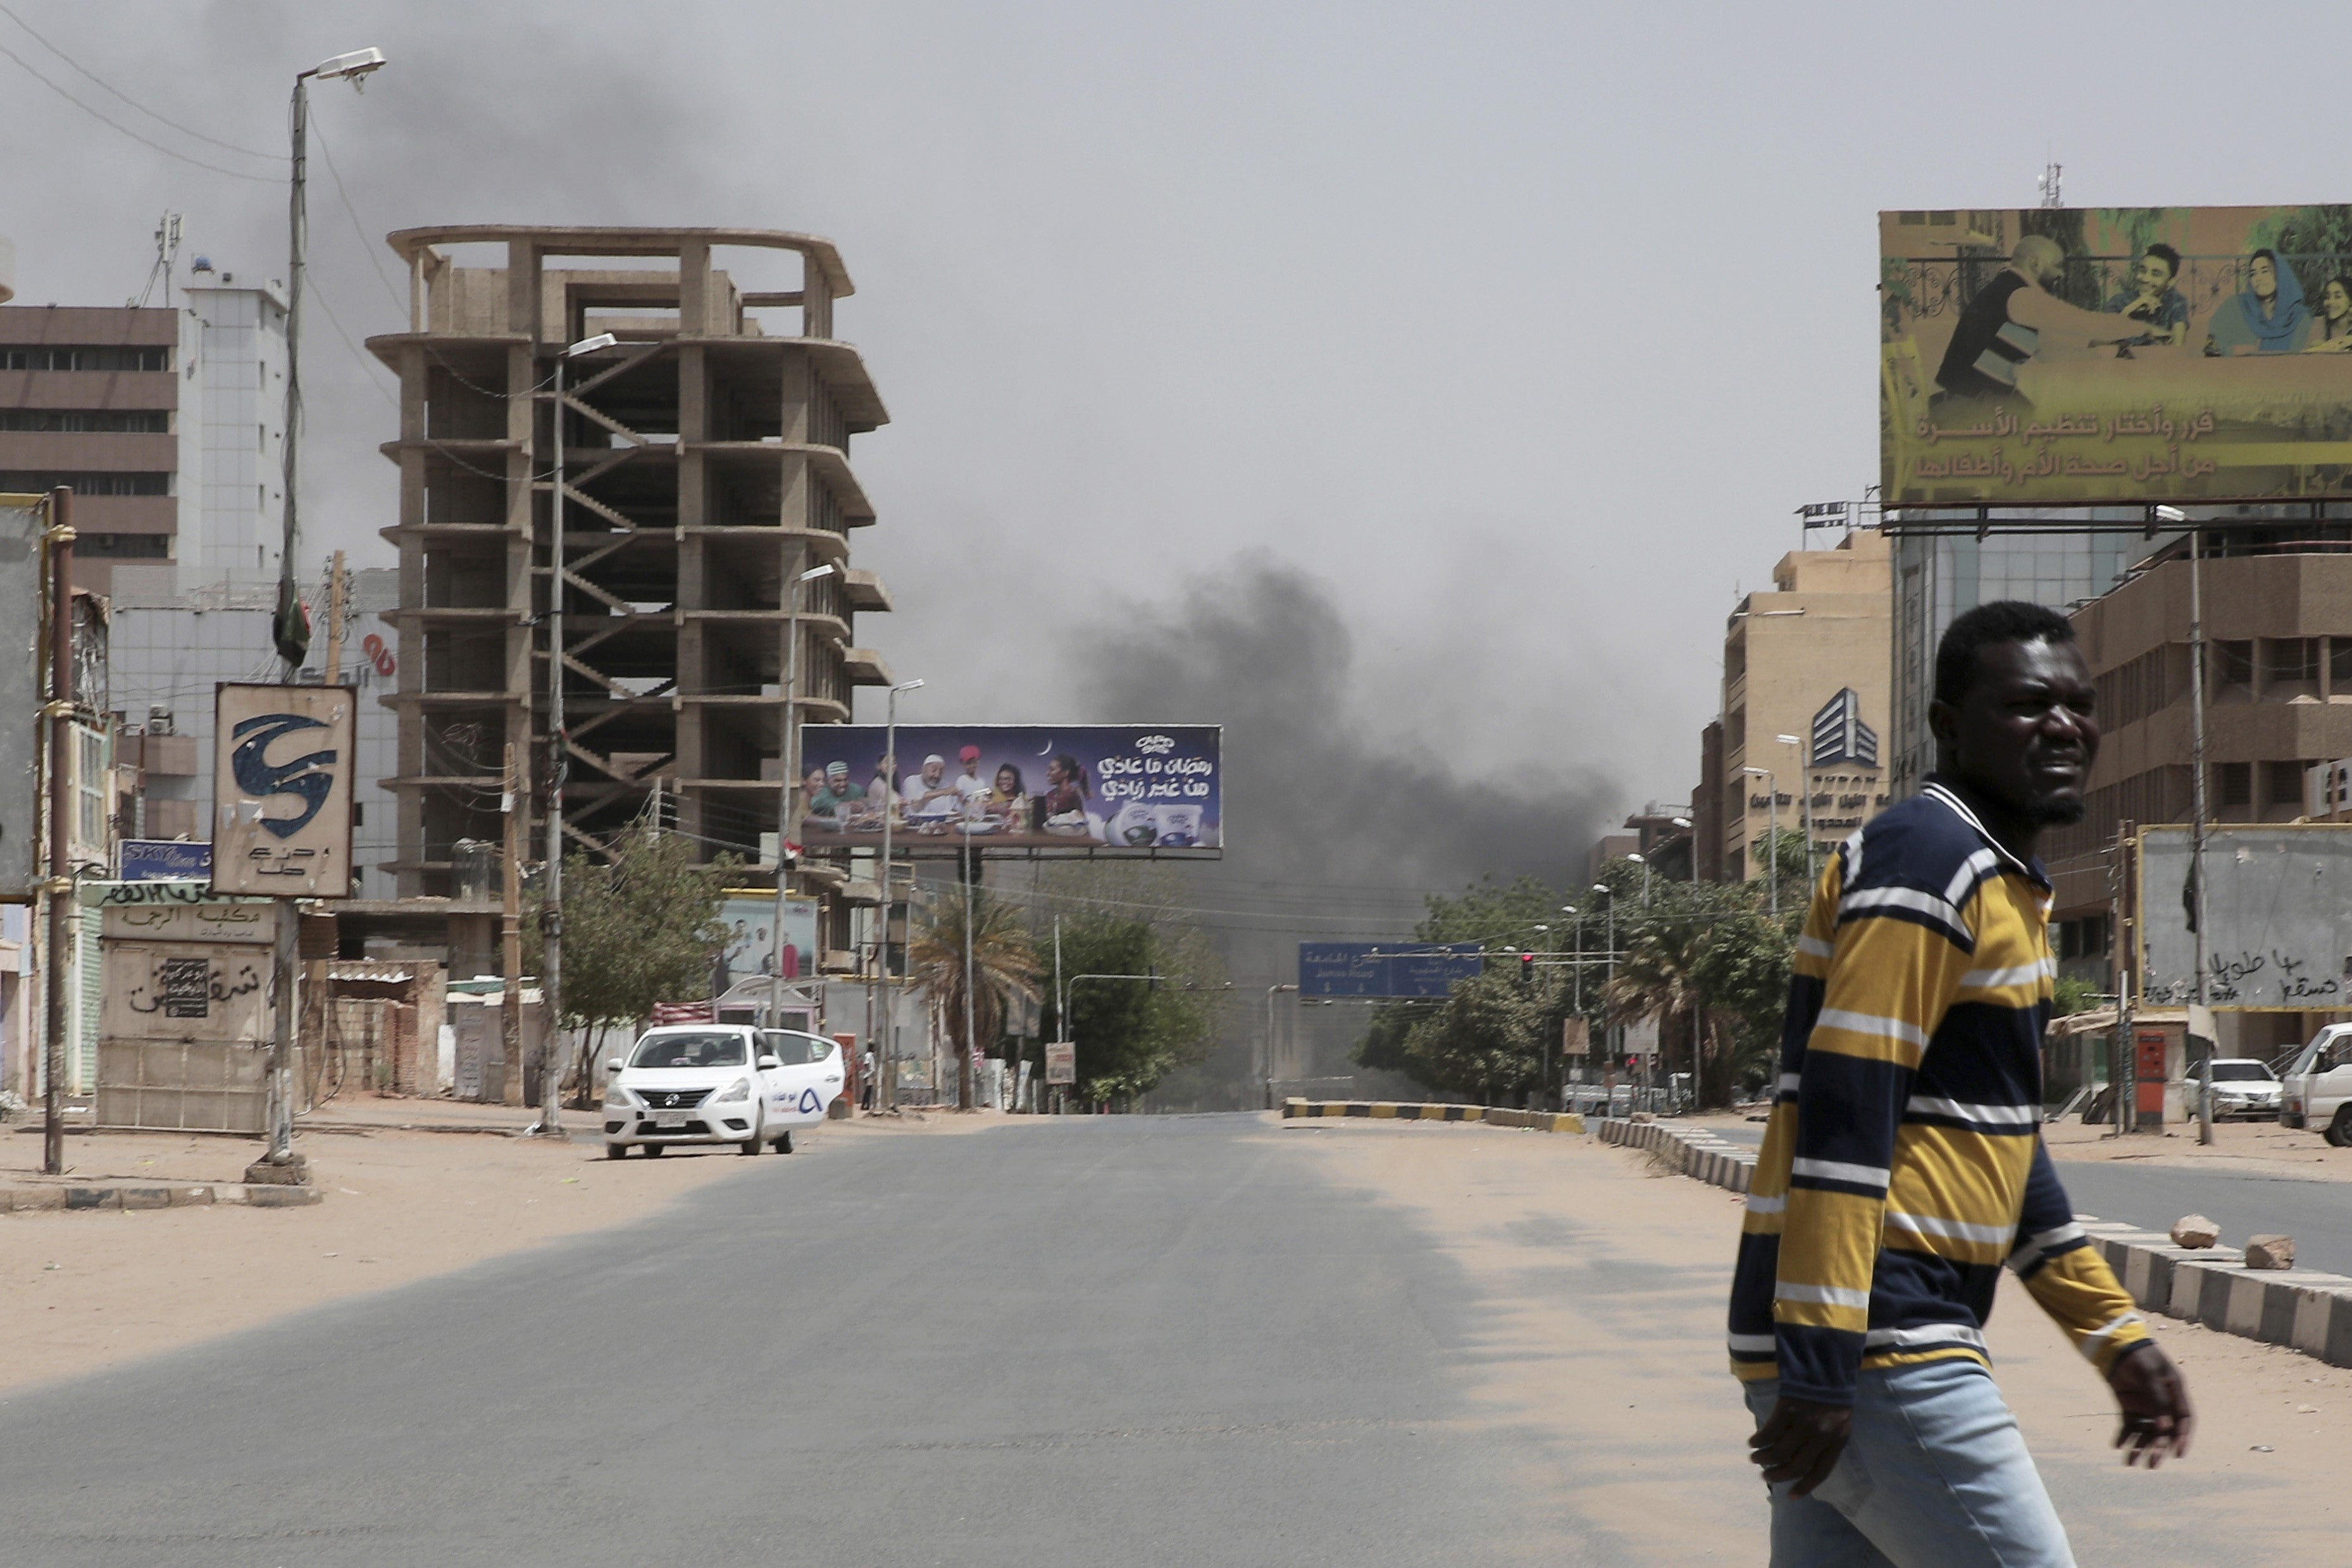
[[1593, 1117, 2352, 1369], [1594, 1116, 1756, 1194], [1281, 1099, 1584, 1134], [0, 1181, 323, 1213]]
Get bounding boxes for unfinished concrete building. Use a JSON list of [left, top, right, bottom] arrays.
[[367, 227, 892, 944]]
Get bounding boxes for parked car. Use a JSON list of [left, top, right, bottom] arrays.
[[2280, 1023, 2352, 1143], [603, 1024, 845, 1158], [2183, 1057, 2282, 1123]]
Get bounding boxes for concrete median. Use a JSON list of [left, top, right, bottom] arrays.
[[1281, 1099, 1584, 1133], [1592, 1115, 2352, 1372]]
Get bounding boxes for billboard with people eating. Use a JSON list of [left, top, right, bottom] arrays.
[[794, 724, 1222, 856], [1882, 205, 2352, 504]]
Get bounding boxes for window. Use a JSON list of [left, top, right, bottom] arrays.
[[0, 345, 168, 371], [2217, 762, 2251, 807], [0, 471, 169, 496], [2268, 761, 2307, 807], [2333, 638, 2352, 691], [73, 726, 106, 851], [77, 533, 170, 559], [628, 1032, 749, 1069], [2264, 638, 2318, 688], [2215, 640, 2253, 687], [0, 409, 168, 433]]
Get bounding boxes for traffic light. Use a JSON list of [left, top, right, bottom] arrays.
[[1519, 952, 1536, 986]]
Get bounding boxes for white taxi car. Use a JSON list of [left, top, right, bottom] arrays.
[[602, 1024, 845, 1159]]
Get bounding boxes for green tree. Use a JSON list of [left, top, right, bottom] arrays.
[[1033, 864, 1228, 1108], [528, 820, 736, 1104], [2050, 974, 2103, 1019], [905, 883, 1042, 1109]]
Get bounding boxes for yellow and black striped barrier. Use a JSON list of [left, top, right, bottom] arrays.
[[1280, 1099, 1583, 1133]]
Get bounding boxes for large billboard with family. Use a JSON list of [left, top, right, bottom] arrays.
[[795, 725, 1222, 855], [1882, 206, 2352, 505]]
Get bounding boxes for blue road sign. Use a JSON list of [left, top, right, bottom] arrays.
[[120, 840, 213, 881], [1298, 942, 1483, 999]]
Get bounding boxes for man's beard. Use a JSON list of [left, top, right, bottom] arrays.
[[2022, 794, 2086, 826]]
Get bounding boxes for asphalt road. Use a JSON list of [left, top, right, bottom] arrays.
[[0, 1117, 1610, 1567], [1704, 1119, 2352, 1274], [2055, 1157, 2352, 1275]]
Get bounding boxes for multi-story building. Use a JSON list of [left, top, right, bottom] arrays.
[[367, 225, 893, 964], [1887, 520, 2172, 802], [0, 271, 312, 846], [2044, 531, 2352, 1056], [1717, 529, 1893, 880]]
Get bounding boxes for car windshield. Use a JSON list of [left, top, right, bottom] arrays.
[[2212, 1062, 2275, 1083], [629, 1033, 749, 1069], [761, 1031, 834, 1066]]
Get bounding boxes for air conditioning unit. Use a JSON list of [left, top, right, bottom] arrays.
[[147, 706, 175, 735]]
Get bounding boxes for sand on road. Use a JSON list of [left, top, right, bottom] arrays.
[[1276, 1117, 2352, 1566]]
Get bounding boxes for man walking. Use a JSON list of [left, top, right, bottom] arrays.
[[1733, 601, 2192, 1565]]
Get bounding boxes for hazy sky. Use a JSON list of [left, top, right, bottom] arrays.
[[3, 1, 2336, 905]]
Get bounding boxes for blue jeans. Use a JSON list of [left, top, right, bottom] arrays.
[[1741, 1359, 2074, 1567]]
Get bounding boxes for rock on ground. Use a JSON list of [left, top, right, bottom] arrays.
[[2172, 1214, 2221, 1248], [2246, 1234, 2296, 1270]]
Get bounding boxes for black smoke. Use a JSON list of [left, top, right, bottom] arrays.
[[1073, 552, 1616, 975]]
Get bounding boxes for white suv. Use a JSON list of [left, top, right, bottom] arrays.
[[2281, 1024, 2352, 1144], [603, 1025, 845, 1159]]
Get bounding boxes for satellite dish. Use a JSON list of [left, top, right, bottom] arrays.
[[190, 254, 215, 273]]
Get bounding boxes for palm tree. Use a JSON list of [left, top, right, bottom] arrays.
[[906, 883, 1043, 1109], [1603, 897, 1720, 1109]]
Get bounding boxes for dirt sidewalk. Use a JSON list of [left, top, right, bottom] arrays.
[[0, 1106, 1002, 1395], [1276, 1117, 2350, 1564]]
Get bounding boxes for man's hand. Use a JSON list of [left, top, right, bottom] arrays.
[[1748, 1395, 1851, 1496], [2108, 1343, 2193, 1468]]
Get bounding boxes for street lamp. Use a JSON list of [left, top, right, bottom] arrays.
[[1627, 850, 1649, 907], [1671, 816, 1696, 883], [1775, 734, 1815, 891], [277, 46, 387, 672], [774, 561, 837, 1002], [261, 45, 386, 1176], [535, 330, 619, 1142], [876, 677, 924, 1110], [1591, 883, 1618, 1112], [1741, 765, 1779, 920]]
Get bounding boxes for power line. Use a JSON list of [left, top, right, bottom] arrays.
[[309, 116, 409, 318], [0, 38, 278, 184], [0, 2, 282, 161]]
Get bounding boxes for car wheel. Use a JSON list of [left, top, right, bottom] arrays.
[[774, 1131, 794, 1155], [2329, 1107, 2352, 1148], [643, 1142, 665, 1157], [605, 1143, 626, 1160], [739, 1119, 763, 1155]]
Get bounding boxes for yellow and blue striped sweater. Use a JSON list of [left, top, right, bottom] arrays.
[[1727, 778, 2148, 1405]]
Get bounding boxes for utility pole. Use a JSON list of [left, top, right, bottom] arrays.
[[876, 678, 923, 1111], [501, 742, 525, 1115], [2187, 527, 2214, 1146], [1052, 914, 1063, 1115], [1264, 983, 1298, 1110], [774, 563, 835, 1014], [962, 852, 978, 1111], [40, 488, 73, 1176], [324, 549, 346, 683]]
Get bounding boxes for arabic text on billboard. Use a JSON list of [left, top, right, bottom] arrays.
[[1298, 942, 1483, 999], [1882, 206, 2352, 505], [797, 725, 1220, 854]]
